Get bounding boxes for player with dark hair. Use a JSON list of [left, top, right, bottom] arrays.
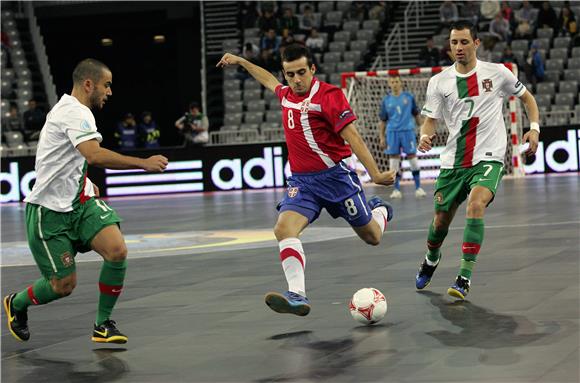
[[217, 44, 396, 316], [3, 58, 168, 344], [379, 75, 426, 199], [415, 21, 540, 299]]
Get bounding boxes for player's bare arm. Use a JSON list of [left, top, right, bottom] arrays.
[[519, 90, 540, 157], [216, 53, 281, 93], [418, 117, 437, 152], [340, 123, 395, 186], [77, 139, 168, 172], [378, 120, 386, 149]]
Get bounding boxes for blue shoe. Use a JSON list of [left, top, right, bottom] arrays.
[[415, 257, 440, 290], [367, 196, 394, 222], [265, 291, 311, 316], [447, 276, 470, 300]]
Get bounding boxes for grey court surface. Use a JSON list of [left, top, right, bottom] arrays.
[[1, 175, 579, 383]]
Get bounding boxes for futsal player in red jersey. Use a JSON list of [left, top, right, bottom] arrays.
[[218, 44, 396, 316]]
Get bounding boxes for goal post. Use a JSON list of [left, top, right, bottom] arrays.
[[341, 64, 526, 181]]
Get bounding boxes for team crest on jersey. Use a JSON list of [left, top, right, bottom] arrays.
[[434, 192, 444, 204], [61, 252, 74, 267], [482, 79, 493, 92], [80, 120, 91, 131], [300, 100, 310, 113], [288, 187, 299, 198]]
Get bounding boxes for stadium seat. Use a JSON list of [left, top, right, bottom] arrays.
[[260, 122, 280, 131], [317, 1, 334, 13], [559, 80, 578, 94], [551, 104, 571, 111], [221, 125, 239, 132], [536, 82, 555, 97], [323, 51, 342, 64], [535, 93, 552, 109], [246, 99, 266, 112], [336, 61, 355, 73], [266, 98, 279, 110], [335, 2, 350, 12], [324, 11, 344, 28], [223, 79, 241, 91], [533, 38, 551, 51], [555, 92, 575, 108], [240, 123, 260, 131], [280, 2, 297, 13], [343, 50, 362, 64], [223, 68, 238, 80], [243, 79, 261, 91], [549, 47, 568, 60], [329, 41, 347, 52], [536, 28, 554, 39], [316, 73, 328, 82], [545, 58, 564, 71], [224, 113, 243, 125], [4, 131, 24, 145], [244, 111, 264, 124], [243, 88, 261, 101], [329, 73, 342, 86], [243, 28, 259, 38], [543, 70, 561, 84], [356, 30, 375, 42], [350, 40, 369, 52], [333, 31, 351, 43], [553, 36, 571, 49], [320, 62, 337, 74], [567, 57, 580, 70], [266, 110, 281, 123], [342, 21, 360, 37], [572, 47, 580, 57], [493, 41, 507, 52], [564, 69, 580, 82], [511, 39, 529, 53], [225, 101, 243, 114], [224, 90, 242, 102], [363, 20, 380, 33]]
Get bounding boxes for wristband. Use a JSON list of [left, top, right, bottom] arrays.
[[530, 122, 540, 133]]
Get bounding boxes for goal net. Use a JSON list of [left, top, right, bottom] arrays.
[[342, 65, 525, 181]]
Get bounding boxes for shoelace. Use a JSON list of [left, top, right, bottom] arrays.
[[286, 292, 306, 301]]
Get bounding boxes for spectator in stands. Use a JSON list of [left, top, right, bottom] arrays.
[[418, 38, 440, 67], [440, 40, 454, 66], [437, 1, 459, 34], [115, 113, 138, 150], [261, 28, 281, 61], [237, 42, 262, 80], [240, 1, 259, 29], [2, 104, 24, 135], [22, 99, 45, 141], [480, 0, 500, 21], [514, 1, 536, 39], [524, 42, 545, 90], [557, 5, 577, 37], [299, 5, 320, 35], [305, 28, 324, 54], [460, 1, 480, 26], [137, 111, 160, 149], [349, 2, 369, 23], [536, 1, 558, 32], [478, 36, 496, 62], [279, 7, 299, 38], [369, 1, 388, 22], [258, 10, 278, 34], [500, 45, 518, 64], [489, 12, 511, 42], [175, 102, 209, 146], [500, 1, 517, 31]]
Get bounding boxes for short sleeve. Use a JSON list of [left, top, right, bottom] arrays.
[[421, 77, 443, 119], [324, 87, 357, 133], [275, 85, 289, 101], [379, 97, 388, 121], [65, 109, 102, 147], [499, 64, 526, 97]]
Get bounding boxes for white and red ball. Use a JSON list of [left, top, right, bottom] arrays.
[[349, 287, 387, 325]]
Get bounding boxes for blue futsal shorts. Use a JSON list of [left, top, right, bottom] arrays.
[[384, 129, 417, 155], [277, 162, 373, 227]]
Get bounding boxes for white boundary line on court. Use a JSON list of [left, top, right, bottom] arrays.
[[1, 220, 578, 268]]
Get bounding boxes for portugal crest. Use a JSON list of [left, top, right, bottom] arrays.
[[482, 79, 493, 92]]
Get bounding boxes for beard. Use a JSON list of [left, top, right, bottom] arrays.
[[89, 92, 103, 110]]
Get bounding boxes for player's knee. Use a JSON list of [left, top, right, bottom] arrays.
[[50, 277, 76, 297], [274, 222, 294, 241], [433, 215, 450, 231], [467, 200, 486, 216], [106, 244, 128, 262]]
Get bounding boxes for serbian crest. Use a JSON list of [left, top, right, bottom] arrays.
[[300, 100, 310, 113], [287, 187, 299, 198], [482, 79, 493, 92]]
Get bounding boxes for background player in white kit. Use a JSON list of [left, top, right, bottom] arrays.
[[415, 21, 540, 299], [3, 59, 168, 344]]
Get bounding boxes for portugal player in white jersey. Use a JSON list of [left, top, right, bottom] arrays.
[[415, 21, 540, 299], [218, 44, 396, 316], [3, 59, 168, 344]]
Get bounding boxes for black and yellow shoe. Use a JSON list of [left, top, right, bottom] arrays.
[[91, 319, 128, 344], [3, 294, 30, 341]]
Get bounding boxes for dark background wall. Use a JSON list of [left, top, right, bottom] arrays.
[[34, 1, 202, 147]]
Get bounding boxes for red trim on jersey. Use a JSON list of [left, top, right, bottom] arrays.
[[466, 73, 480, 97], [280, 248, 304, 268], [461, 117, 479, 168], [27, 285, 39, 305], [99, 283, 123, 297], [462, 242, 481, 254]]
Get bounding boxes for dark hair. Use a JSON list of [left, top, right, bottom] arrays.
[[281, 43, 313, 67], [449, 20, 478, 41], [189, 101, 200, 110], [72, 58, 110, 85]]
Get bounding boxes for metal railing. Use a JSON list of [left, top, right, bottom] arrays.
[[403, 0, 425, 50], [382, 23, 403, 69], [24, 3, 57, 107]]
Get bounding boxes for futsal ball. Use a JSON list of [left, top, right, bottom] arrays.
[[349, 287, 387, 325]]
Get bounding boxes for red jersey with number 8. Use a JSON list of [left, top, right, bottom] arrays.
[[275, 78, 357, 173]]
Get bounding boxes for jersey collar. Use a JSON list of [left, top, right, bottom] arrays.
[[453, 59, 480, 78]]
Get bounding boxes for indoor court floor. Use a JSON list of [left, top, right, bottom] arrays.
[[1, 174, 579, 383]]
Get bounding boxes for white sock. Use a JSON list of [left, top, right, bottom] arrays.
[[389, 158, 400, 173], [279, 237, 306, 296], [371, 206, 388, 233], [409, 156, 420, 172]]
